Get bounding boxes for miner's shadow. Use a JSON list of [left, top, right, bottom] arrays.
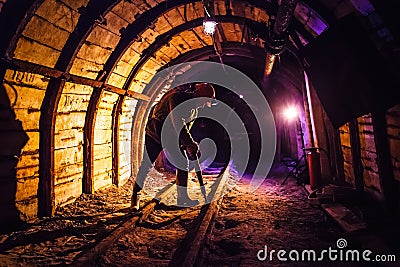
[[0, 72, 29, 233]]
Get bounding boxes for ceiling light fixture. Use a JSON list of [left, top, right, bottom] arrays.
[[283, 106, 298, 121], [202, 2, 217, 35], [203, 17, 217, 35]]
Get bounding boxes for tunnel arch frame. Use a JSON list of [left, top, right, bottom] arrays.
[[0, 0, 335, 217]]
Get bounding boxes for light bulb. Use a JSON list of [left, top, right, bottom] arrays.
[[283, 106, 298, 121], [203, 18, 217, 35]]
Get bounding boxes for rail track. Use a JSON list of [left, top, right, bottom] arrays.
[[71, 166, 231, 266]]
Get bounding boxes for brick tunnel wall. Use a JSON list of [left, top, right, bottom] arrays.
[[119, 97, 138, 185], [357, 114, 382, 195], [1, 0, 273, 224], [14, 0, 86, 68], [0, 0, 397, 229], [2, 70, 47, 221], [387, 105, 400, 194], [2, 0, 375, 225], [54, 83, 93, 206], [339, 122, 355, 185], [339, 116, 381, 194], [93, 91, 119, 191], [339, 107, 400, 206]]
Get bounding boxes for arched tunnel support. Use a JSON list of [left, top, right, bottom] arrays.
[[37, 0, 121, 213], [0, 0, 286, 218], [83, 14, 269, 197]]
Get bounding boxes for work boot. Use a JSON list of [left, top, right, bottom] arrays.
[[177, 186, 199, 207], [130, 183, 142, 211]]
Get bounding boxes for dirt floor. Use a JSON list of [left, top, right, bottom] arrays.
[[200, 177, 349, 267], [0, 164, 397, 266], [0, 168, 220, 266], [95, 170, 351, 267]]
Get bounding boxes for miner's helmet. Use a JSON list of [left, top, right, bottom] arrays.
[[194, 83, 216, 107]]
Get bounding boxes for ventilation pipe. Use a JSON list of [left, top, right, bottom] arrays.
[[264, 0, 299, 76]]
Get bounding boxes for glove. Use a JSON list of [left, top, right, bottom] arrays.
[[185, 142, 200, 160]]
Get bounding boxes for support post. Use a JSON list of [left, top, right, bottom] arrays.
[[83, 87, 102, 194], [38, 78, 65, 217], [349, 119, 364, 193], [112, 95, 124, 187], [372, 110, 398, 215]]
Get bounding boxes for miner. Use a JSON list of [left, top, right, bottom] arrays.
[[131, 83, 216, 210]]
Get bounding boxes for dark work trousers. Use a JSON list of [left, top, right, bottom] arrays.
[[135, 134, 189, 190]]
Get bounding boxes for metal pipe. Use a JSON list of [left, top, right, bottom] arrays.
[[264, 53, 276, 76], [274, 0, 299, 35], [304, 71, 317, 147], [264, 0, 299, 76]]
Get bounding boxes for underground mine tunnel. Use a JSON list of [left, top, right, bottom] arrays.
[[1, 0, 400, 266]]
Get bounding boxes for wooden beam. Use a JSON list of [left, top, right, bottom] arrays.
[[2, 58, 64, 78], [191, 29, 208, 46], [44, 0, 121, 199], [103, 84, 125, 95], [170, 167, 230, 266], [67, 74, 103, 88], [216, 24, 228, 43], [214, 26, 224, 56], [372, 110, 399, 215], [112, 95, 124, 187], [83, 87, 102, 194], [38, 78, 65, 217], [240, 22, 247, 44], [334, 128, 346, 184], [35, 0, 119, 209], [125, 89, 150, 101], [104, 84, 150, 101], [55, 0, 117, 71], [349, 119, 364, 193], [130, 76, 168, 179], [130, 101, 148, 178], [2, 58, 150, 101]]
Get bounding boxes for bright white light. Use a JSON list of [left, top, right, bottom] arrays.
[[203, 19, 217, 35], [239, 94, 244, 99], [283, 106, 298, 121]]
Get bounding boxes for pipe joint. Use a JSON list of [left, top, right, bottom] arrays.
[[264, 23, 288, 55]]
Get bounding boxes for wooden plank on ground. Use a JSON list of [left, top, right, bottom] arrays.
[[169, 166, 230, 267], [71, 182, 175, 266], [321, 203, 367, 233]]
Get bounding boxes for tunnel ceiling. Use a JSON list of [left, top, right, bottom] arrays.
[[0, 0, 331, 92], [1, 0, 398, 126]]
